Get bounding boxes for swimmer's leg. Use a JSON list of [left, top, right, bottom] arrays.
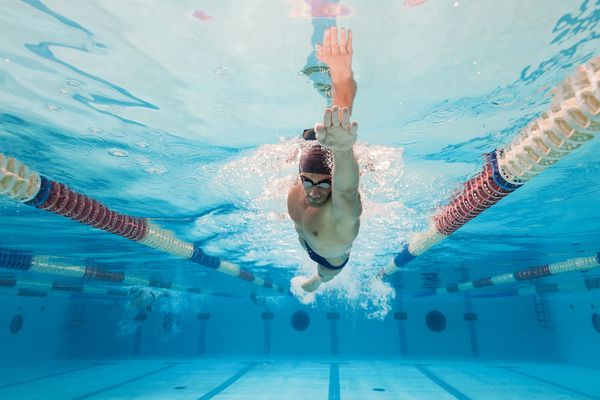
[[301, 264, 342, 292]]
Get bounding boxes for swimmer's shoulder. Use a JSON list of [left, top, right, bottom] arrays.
[[287, 182, 306, 223]]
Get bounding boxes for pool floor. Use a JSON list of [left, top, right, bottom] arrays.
[[0, 358, 598, 399]]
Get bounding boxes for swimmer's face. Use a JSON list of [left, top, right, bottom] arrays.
[[300, 173, 332, 207]]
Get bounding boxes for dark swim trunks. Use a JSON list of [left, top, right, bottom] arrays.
[[303, 240, 349, 270]]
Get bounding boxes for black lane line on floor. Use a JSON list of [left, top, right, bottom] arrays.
[[197, 362, 259, 400], [414, 365, 472, 400], [503, 367, 600, 400], [0, 363, 106, 390], [71, 362, 180, 400], [328, 363, 341, 400]]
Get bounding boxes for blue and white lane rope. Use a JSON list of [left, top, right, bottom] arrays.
[[412, 253, 600, 297], [0, 249, 244, 298]]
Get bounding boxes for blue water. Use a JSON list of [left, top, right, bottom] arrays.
[[1, 0, 600, 398]]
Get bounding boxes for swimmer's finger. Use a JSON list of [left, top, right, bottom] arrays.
[[339, 28, 347, 52], [341, 107, 351, 129], [331, 106, 341, 126], [322, 28, 331, 49], [330, 27, 338, 49], [347, 29, 353, 53], [323, 107, 333, 127], [314, 123, 327, 142]]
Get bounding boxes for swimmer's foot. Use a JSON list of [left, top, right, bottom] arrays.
[[301, 275, 322, 292]]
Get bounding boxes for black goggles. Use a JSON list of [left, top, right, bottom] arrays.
[[300, 175, 332, 189]]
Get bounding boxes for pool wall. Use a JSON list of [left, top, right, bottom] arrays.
[[546, 294, 600, 370], [1, 292, 587, 364]]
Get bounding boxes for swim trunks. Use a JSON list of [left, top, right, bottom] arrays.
[[303, 240, 349, 270]]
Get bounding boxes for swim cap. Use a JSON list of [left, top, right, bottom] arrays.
[[299, 144, 332, 175]]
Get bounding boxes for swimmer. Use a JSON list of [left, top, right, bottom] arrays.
[[129, 287, 166, 312], [288, 27, 362, 292]]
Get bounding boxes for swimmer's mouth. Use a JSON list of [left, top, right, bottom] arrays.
[[308, 195, 326, 206]]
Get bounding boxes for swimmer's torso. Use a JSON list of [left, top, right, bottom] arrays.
[[287, 182, 359, 263]]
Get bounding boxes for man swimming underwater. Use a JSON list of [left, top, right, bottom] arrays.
[[287, 27, 361, 292]]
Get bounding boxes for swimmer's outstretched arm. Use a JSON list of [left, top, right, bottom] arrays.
[[315, 106, 362, 224], [317, 27, 357, 113]]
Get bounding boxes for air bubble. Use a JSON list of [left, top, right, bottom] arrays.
[[214, 66, 230, 75], [63, 144, 79, 153], [87, 39, 109, 54], [135, 141, 150, 148], [44, 104, 61, 112], [66, 79, 81, 87], [108, 149, 129, 157], [145, 165, 167, 174], [135, 157, 151, 166]]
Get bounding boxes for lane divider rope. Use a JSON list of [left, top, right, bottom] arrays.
[[0, 249, 243, 298], [381, 56, 600, 277], [412, 252, 600, 297], [0, 159, 286, 293]]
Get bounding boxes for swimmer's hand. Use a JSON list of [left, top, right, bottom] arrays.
[[314, 106, 358, 152], [316, 27, 353, 82]]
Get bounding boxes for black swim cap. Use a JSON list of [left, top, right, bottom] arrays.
[[299, 144, 332, 175]]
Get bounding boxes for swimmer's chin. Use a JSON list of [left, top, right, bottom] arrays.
[[307, 198, 328, 207]]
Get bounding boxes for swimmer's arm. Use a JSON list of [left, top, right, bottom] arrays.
[[287, 182, 305, 226], [294, 225, 306, 248], [287, 185, 310, 247], [317, 27, 357, 113], [332, 71, 357, 114], [314, 106, 361, 223], [331, 148, 362, 223]]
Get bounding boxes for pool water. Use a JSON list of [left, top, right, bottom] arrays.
[[1, 1, 600, 399]]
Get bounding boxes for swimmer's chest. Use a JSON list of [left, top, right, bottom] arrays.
[[300, 205, 356, 257], [301, 203, 336, 240]]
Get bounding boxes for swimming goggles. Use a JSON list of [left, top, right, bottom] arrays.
[[300, 175, 331, 189]]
